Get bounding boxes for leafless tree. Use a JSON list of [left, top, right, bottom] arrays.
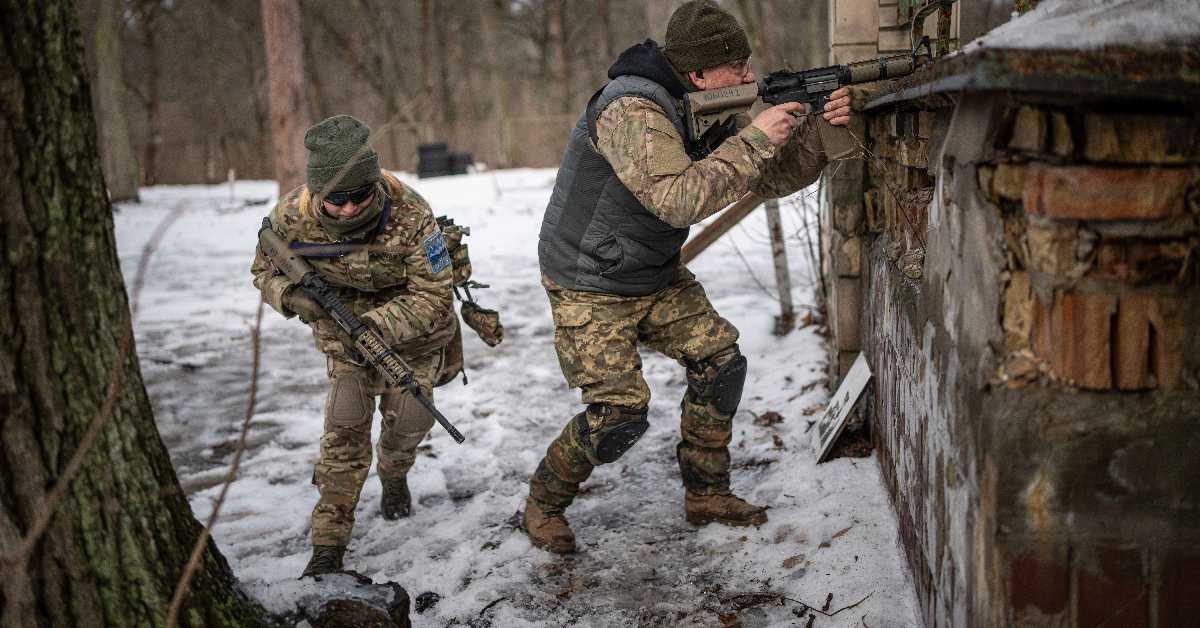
[[262, 0, 310, 193], [92, 0, 140, 200], [0, 1, 270, 625]]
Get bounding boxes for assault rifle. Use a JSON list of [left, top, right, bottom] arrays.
[[683, 48, 924, 160], [258, 218, 466, 444]]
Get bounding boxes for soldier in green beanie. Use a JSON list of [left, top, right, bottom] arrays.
[[525, 0, 856, 553], [251, 114, 460, 577]]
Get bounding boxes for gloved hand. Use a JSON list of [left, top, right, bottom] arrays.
[[282, 286, 328, 323], [460, 301, 504, 347]]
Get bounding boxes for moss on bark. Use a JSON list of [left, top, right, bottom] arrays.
[[0, 1, 273, 626]]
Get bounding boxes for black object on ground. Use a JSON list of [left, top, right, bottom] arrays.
[[418, 142, 473, 178], [414, 591, 441, 614]]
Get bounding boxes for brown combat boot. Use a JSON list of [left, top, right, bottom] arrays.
[[300, 545, 346, 578], [523, 497, 576, 554], [380, 476, 412, 520], [685, 491, 768, 527]]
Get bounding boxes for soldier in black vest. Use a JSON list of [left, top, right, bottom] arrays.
[[526, 0, 854, 553]]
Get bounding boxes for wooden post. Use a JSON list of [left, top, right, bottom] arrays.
[[681, 193, 762, 264], [765, 198, 796, 335]]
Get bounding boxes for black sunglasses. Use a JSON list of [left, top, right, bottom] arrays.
[[323, 183, 375, 206]]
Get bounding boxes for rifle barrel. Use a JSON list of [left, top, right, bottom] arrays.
[[845, 54, 916, 84]]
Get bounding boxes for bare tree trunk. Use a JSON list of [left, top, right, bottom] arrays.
[[736, 0, 778, 69], [759, 0, 780, 68], [644, 0, 674, 42], [0, 1, 269, 626], [536, 3, 551, 110], [143, 18, 162, 186], [595, 0, 614, 66], [93, 0, 140, 201], [261, 0, 309, 194], [479, 0, 510, 167], [548, 0, 571, 113], [300, 14, 330, 123], [419, 0, 433, 111], [434, 2, 455, 127]]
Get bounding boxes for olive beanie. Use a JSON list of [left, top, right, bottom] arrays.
[[304, 114, 381, 195], [662, 0, 752, 73]]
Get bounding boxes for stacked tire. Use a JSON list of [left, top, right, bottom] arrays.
[[418, 142, 473, 178]]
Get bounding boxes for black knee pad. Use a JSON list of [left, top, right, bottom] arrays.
[[711, 353, 747, 414], [575, 405, 649, 464]]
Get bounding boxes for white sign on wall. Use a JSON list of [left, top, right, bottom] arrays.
[[816, 353, 873, 463]]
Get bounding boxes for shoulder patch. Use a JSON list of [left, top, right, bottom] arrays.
[[422, 231, 452, 275]]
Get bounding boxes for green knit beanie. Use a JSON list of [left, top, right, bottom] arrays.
[[304, 114, 381, 195], [662, 0, 752, 73]]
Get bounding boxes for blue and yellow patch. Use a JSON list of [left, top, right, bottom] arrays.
[[422, 231, 452, 274]]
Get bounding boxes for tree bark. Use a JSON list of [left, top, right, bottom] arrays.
[[142, 13, 162, 187], [434, 1, 455, 127], [735, 0, 779, 70], [0, 1, 269, 626], [93, 0, 140, 201], [548, 0, 570, 113], [478, 0, 511, 168], [595, 0, 614, 67], [261, 0, 309, 194], [419, 0, 433, 110], [644, 0, 674, 42]]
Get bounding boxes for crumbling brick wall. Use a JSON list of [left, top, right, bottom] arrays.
[[856, 76, 1200, 627]]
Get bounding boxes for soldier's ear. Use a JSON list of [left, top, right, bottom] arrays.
[[689, 69, 706, 89]]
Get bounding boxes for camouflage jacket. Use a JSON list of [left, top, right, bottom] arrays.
[[251, 176, 455, 362], [594, 96, 828, 228]]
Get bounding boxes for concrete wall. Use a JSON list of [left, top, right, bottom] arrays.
[[825, 0, 964, 379]]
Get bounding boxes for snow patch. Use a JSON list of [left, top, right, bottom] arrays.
[[116, 169, 920, 626]]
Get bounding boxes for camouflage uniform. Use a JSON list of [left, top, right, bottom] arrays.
[[529, 96, 828, 516], [251, 175, 454, 547]]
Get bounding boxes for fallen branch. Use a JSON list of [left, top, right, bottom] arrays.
[[165, 297, 266, 628], [479, 597, 508, 616], [828, 592, 873, 616], [719, 590, 873, 618]]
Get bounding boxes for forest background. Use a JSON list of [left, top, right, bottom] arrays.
[[77, 0, 829, 200]]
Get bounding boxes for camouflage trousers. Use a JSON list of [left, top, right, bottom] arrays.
[[311, 352, 439, 547], [529, 270, 742, 516]]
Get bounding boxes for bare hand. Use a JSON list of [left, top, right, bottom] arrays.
[[751, 102, 807, 147], [823, 87, 852, 126]]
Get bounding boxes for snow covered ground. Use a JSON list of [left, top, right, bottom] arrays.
[[114, 169, 919, 627]]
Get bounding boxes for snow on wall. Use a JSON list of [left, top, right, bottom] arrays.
[[964, 0, 1200, 52]]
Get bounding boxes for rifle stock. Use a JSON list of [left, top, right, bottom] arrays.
[[258, 218, 466, 444]]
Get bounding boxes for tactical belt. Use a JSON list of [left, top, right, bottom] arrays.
[[288, 195, 392, 258]]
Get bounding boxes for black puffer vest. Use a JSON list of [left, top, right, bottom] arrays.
[[538, 40, 737, 296]]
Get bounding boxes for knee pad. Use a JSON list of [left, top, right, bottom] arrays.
[[328, 374, 373, 428], [712, 353, 747, 415], [383, 392, 435, 433], [687, 351, 747, 415], [575, 404, 649, 464]]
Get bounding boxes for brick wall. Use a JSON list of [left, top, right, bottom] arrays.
[[855, 62, 1200, 628]]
